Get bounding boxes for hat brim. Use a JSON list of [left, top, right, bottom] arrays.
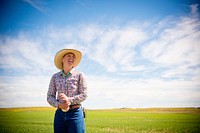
[[54, 49, 82, 70]]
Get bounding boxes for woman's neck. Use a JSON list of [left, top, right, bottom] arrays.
[[63, 67, 72, 74]]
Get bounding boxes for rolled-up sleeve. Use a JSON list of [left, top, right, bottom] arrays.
[[47, 75, 60, 108]]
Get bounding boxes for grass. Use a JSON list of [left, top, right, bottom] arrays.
[[0, 107, 55, 133], [0, 107, 200, 133]]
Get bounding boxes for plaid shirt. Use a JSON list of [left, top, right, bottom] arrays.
[[47, 69, 88, 108]]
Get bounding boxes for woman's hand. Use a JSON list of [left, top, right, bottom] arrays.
[[58, 102, 70, 110], [59, 93, 69, 103], [58, 93, 71, 111]]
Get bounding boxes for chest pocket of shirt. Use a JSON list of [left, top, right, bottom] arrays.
[[66, 78, 78, 91]]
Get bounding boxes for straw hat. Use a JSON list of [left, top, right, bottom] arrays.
[[54, 49, 82, 70]]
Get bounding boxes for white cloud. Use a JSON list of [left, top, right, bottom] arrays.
[[0, 33, 57, 74], [78, 24, 103, 44], [117, 26, 147, 46], [87, 24, 147, 72], [142, 17, 200, 65], [0, 72, 199, 108], [141, 8, 200, 80], [85, 75, 200, 108], [23, 0, 50, 16], [0, 76, 50, 107]]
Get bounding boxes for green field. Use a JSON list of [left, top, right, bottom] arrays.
[[0, 107, 200, 133]]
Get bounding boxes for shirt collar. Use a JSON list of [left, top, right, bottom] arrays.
[[60, 69, 75, 77]]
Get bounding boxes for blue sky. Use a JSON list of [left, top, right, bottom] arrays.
[[0, 0, 200, 109]]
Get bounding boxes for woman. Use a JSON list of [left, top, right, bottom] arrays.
[[47, 48, 88, 133]]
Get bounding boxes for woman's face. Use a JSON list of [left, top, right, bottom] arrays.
[[62, 53, 76, 68]]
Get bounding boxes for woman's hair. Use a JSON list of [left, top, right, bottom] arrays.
[[63, 52, 76, 58]]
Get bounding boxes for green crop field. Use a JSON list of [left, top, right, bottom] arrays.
[[0, 107, 200, 133]]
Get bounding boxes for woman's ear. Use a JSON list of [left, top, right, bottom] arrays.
[[61, 55, 66, 63]]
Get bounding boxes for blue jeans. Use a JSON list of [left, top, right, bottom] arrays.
[[54, 108, 85, 133]]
